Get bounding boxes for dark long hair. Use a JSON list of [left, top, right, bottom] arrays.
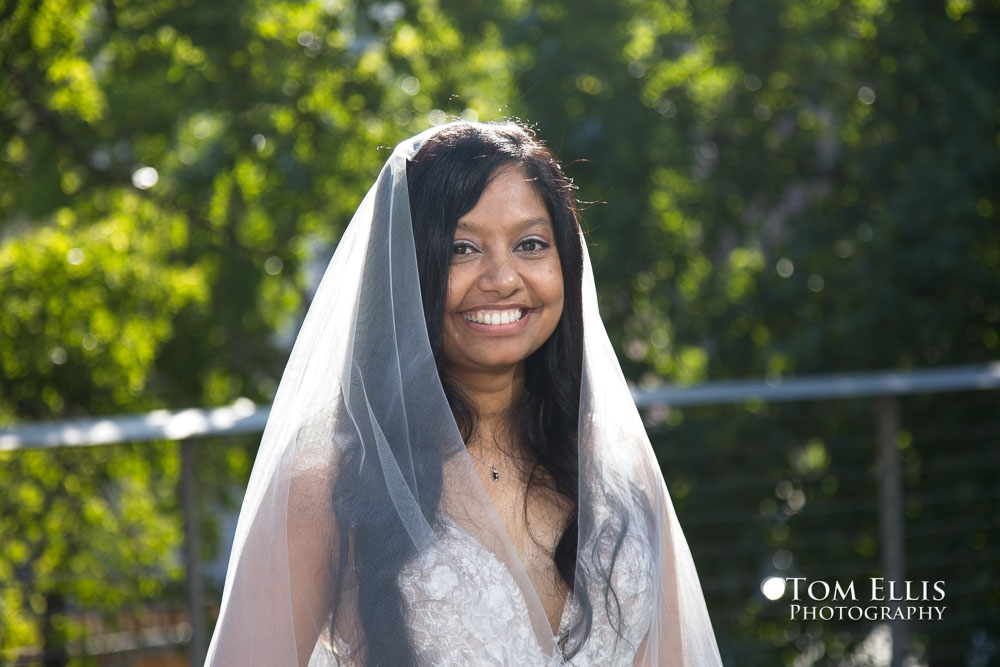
[[330, 122, 623, 665]]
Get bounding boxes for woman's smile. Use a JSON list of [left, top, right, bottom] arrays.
[[442, 166, 564, 377], [461, 307, 526, 326]]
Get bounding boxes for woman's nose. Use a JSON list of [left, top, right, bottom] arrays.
[[478, 252, 522, 295]]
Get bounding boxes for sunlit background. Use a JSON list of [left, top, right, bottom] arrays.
[[2, 0, 999, 665]]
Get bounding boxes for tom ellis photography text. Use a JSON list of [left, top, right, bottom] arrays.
[[786, 578, 947, 622]]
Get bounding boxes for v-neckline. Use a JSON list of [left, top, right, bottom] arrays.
[[439, 516, 572, 641]]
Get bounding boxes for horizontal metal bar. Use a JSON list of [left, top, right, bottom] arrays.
[[1, 399, 269, 450], [632, 362, 1000, 407], [2, 363, 997, 450]]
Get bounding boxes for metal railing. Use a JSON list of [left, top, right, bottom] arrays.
[[3, 362, 999, 666], [6, 364, 998, 451]]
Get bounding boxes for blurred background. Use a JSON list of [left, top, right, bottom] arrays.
[[1, 0, 999, 665]]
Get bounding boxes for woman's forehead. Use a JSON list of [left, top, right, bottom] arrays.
[[455, 167, 552, 231]]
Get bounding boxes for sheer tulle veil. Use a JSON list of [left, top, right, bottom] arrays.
[[205, 122, 722, 666]]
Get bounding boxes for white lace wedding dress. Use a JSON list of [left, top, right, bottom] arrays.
[[310, 517, 655, 666]]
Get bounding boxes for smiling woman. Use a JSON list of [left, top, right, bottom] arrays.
[[205, 121, 722, 666], [445, 167, 564, 381]]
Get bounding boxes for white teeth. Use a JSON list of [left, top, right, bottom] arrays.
[[462, 309, 524, 325]]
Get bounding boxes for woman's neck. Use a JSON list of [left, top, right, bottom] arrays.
[[447, 363, 524, 452]]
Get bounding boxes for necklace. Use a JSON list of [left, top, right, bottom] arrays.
[[467, 448, 509, 482]]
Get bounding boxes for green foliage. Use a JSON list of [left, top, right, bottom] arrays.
[[0, 197, 208, 419], [1, 0, 515, 660], [430, 0, 1000, 662], [488, 0, 1000, 380], [0, 444, 182, 652], [480, 0, 1000, 662]]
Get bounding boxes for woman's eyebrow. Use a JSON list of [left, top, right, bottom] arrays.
[[455, 217, 552, 232]]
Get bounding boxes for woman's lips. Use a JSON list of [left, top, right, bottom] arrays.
[[458, 307, 534, 332], [461, 308, 524, 325]]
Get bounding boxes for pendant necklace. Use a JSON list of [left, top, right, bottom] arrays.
[[467, 449, 509, 482]]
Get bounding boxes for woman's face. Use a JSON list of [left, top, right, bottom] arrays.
[[442, 166, 564, 380]]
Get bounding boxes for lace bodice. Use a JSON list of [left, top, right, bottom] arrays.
[[310, 517, 654, 666]]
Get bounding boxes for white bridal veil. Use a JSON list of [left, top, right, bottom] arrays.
[[205, 123, 722, 666]]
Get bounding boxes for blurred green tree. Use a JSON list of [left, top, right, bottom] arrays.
[[469, 0, 1000, 663], [1, 0, 515, 661]]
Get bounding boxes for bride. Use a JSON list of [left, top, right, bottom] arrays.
[[205, 121, 722, 666]]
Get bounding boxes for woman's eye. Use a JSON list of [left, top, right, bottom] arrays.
[[517, 238, 550, 253], [452, 242, 477, 256]]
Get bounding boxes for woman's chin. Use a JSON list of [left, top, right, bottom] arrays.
[[447, 350, 536, 378]]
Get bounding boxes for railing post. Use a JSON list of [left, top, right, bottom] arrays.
[[877, 395, 907, 667], [181, 438, 206, 665]]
